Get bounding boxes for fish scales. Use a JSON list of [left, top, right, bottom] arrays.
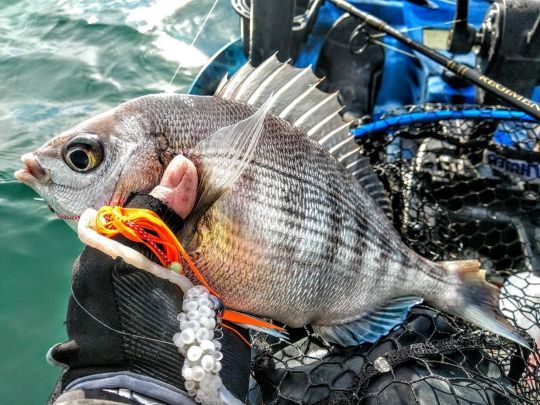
[[127, 95, 426, 326], [133, 96, 455, 323], [16, 59, 529, 348]]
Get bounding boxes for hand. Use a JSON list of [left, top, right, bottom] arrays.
[[49, 191, 251, 405], [150, 155, 198, 219]]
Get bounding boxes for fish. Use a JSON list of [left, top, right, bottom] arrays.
[[15, 57, 529, 348]]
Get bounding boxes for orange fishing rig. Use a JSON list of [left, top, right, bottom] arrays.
[[94, 206, 286, 343]]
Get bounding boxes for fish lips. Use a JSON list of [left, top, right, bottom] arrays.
[[14, 153, 51, 186]]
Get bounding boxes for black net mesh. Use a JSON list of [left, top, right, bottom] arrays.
[[248, 104, 540, 404]]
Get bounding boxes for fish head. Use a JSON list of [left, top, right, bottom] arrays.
[[14, 107, 165, 228]]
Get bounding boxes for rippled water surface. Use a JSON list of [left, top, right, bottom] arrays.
[[0, 1, 237, 402]]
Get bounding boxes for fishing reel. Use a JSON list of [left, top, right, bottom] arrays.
[[448, 0, 540, 105], [316, 16, 384, 119], [231, 0, 384, 118]]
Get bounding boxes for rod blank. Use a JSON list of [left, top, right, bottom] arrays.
[[330, 0, 540, 120]]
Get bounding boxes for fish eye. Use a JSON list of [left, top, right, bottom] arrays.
[[62, 135, 103, 173]]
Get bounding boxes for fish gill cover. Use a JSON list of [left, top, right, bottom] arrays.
[[247, 104, 540, 404]]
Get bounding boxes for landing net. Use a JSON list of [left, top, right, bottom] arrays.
[[248, 104, 540, 404]]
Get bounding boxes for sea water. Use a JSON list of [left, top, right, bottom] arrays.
[[0, 1, 238, 402]]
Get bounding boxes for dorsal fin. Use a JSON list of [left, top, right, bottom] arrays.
[[215, 55, 393, 220], [347, 158, 393, 219]]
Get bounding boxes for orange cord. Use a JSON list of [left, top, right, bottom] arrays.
[[94, 206, 286, 336], [221, 323, 252, 348], [221, 309, 285, 332], [95, 206, 219, 297]]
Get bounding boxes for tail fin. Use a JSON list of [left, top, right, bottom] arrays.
[[438, 260, 531, 350]]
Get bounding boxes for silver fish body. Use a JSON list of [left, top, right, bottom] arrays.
[[125, 94, 438, 327], [16, 59, 528, 348]]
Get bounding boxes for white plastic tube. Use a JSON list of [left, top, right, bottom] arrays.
[[77, 208, 194, 293], [77, 208, 243, 405]]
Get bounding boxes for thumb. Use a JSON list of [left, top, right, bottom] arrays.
[[159, 155, 190, 188], [150, 155, 198, 219]]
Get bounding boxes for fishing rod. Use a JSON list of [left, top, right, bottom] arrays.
[[329, 0, 540, 121]]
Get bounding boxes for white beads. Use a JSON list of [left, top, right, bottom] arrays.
[[172, 332, 183, 347], [199, 317, 216, 330], [200, 339, 215, 353], [186, 320, 201, 331], [184, 379, 196, 391], [199, 306, 211, 317], [201, 354, 214, 371], [191, 366, 205, 381], [173, 285, 223, 404], [187, 346, 203, 362], [198, 298, 211, 308], [183, 367, 194, 380], [183, 300, 198, 312], [181, 329, 196, 345], [213, 351, 223, 361], [212, 361, 222, 373], [196, 327, 212, 343]]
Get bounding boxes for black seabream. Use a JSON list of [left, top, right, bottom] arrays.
[[15, 57, 529, 348]]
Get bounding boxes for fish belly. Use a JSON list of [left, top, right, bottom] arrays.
[[190, 122, 420, 327]]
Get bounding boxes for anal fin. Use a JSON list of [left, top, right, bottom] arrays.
[[313, 297, 423, 347]]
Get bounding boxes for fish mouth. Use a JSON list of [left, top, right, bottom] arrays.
[[47, 204, 80, 221], [14, 153, 51, 185]]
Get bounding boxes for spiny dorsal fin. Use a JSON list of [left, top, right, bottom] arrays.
[[216, 63, 256, 99], [346, 157, 393, 220], [216, 56, 393, 221]]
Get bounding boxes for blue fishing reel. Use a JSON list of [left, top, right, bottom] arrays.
[[191, 0, 540, 113]]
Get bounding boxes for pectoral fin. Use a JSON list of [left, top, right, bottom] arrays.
[[185, 99, 271, 229]]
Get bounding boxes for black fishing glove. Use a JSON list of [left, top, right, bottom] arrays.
[[47, 194, 251, 404]]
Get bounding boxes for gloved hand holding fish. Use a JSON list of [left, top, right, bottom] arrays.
[[15, 57, 531, 353], [45, 162, 252, 405]]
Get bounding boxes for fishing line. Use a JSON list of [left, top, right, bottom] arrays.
[[369, 39, 418, 59], [358, 18, 463, 59], [70, 284, 177, 346], [167, 0, 221, 89]]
